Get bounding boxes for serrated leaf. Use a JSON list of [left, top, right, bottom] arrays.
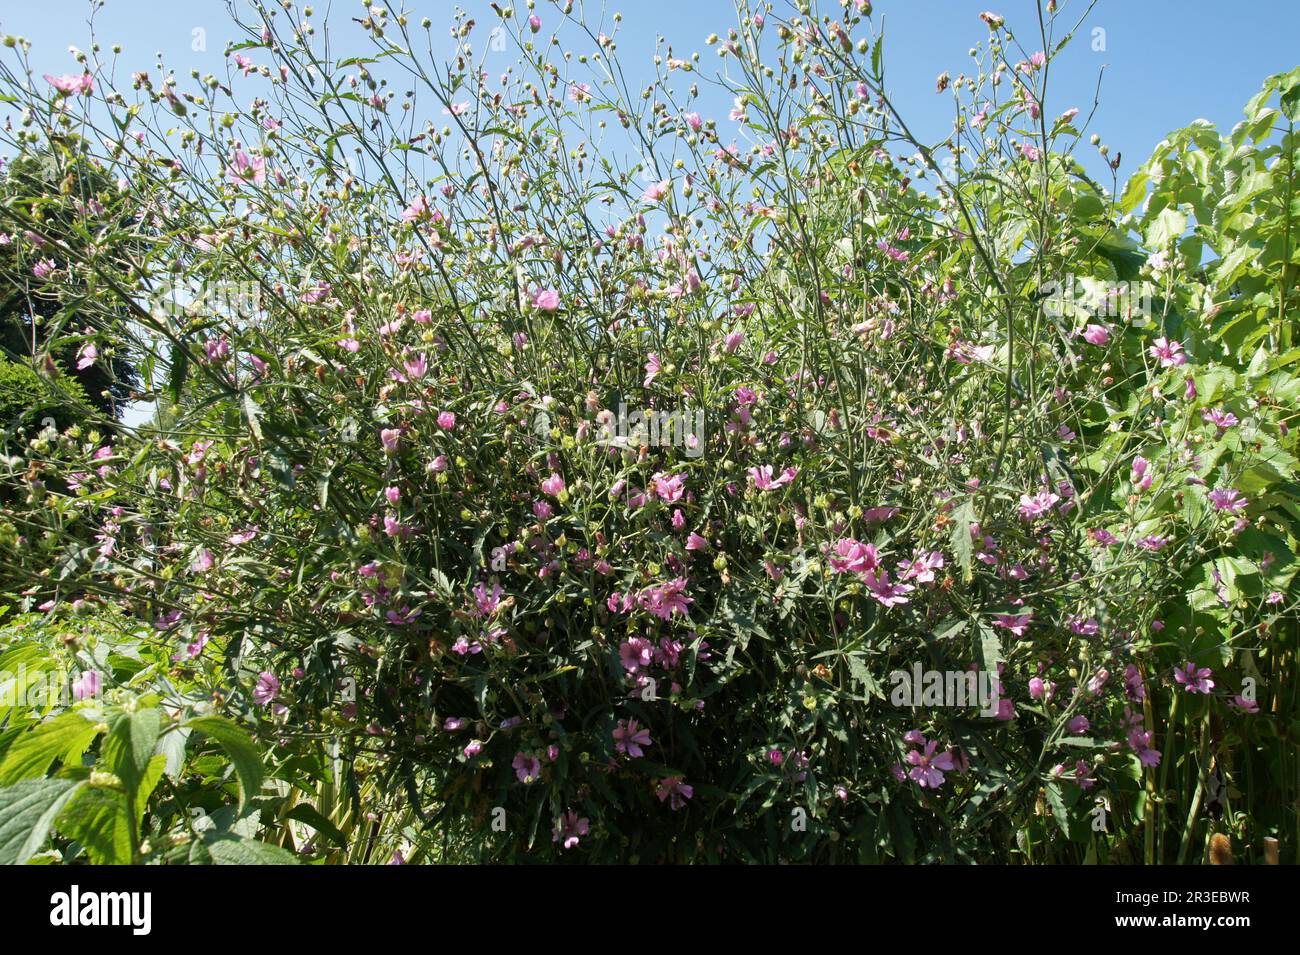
[[206, 835, 299, 864], [0, 778, 85, 865], [186, 716, 264, 810], [0, 713, 102, 785]]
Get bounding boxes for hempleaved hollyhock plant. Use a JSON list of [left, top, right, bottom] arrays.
[[0, 0, 1294, 868]]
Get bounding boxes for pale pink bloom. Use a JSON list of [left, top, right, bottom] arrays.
[[75, 340, 98, 370], [643, 352, 661, 388], [227, 148, 266, 185], [906, 737, 956, 789], [749, 464, 797, 490], [553, 811, 589, 850], [253, 671, 280, 706], [613, 719, 652, 758], [541, 472, 566, 497], [1149, 337, 1187, 367], [1207, 487, 1247, 513], [641, 179, 670, 203], [513, 752, 542, 783], [650, 472, 685, 503], [401, 194, 430, 222], [1018, 490, 1060, 521], [1174, 662, 1215, 694], [828, 538, 879, 574], [72, 670, 101, 700], [723, 330, 744, 353], [655, 776, 694, 810], [45, 73, 94, 95], [437, 411, 456, 430], [863, 569, 913, 608], [532, 287, 561, 312], [992, 612, 1033, 637], [1082, 323, 1111, 346]]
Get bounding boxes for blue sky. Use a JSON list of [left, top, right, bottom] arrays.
[[2, 1, 1296, 186]]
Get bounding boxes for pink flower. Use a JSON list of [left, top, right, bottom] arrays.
[[473, 581, 503, 616], [253, 671, 280, 706], [641, 179, 670, 203], [1127, 727, 1162, 767], [643, 352, 662, 388], [1202, 407, 1238, 431], [992, 611, 1033, 637], [532, 288, 561, 312], [1018, 490, 1060, 521], [685, 532, 710, 552], [191, 548, 215, 574], [75, 340, 98, 370], [72, 670, 101, 700], [1230, 695, 1259, 714], [650, 472, 685, 503], [1207, 487, 1247, 513], [33, 258, 57, 279], [45, 73, 94, 95], [553, 811, 589, 850], [402, 354, 428, 380], [613, 719, 652, 758], [905, 736, 956, 789], [437, 411, 457, 431], [683, 112, 702, 130], [637, 578, 694, 620], [1082, 323, 1111, 346], [1174, 662, 1215, 694], [749, 464, 797, 490], [620, 637, 654, 672], [655, 776, 694, 810], [828, 538, 879, 574], [541, 472, 565, 498], [898, 551, 943, 584], [1131, 455, 1152, 491], [400, 194, 430, 222], [513, 752, 542, 783], [723, 330, 744, 353], [863, 569, 912, 608], [227, 148, 266, 186], [380, 428, 401, 453], [1066, 715, 1090, 734], [1149, 337, 1187, 367]]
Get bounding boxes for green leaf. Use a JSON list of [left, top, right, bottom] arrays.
[[205, 835, 299, 865], [57, 785, 134, 864], [285, 803, 348, 848], [950, 499, 976, 583], [1045, 781, 1070, 836], [1145, 207, 1188, 249], [0, 712, 103, 785], [0, 778, 85, 865], [244, 392, 265, 442], [186, 716, 264, 809], [103, 708, 162, 797]]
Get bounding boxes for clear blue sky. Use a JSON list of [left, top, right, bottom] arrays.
[[2, 1, 1296, 186]]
